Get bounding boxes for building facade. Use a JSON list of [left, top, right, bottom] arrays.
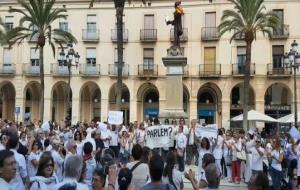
[[0, 0, 298, 128]]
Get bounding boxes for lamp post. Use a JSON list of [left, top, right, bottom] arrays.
[[284, 40, 300, 128], [59, 43, 80, 124]]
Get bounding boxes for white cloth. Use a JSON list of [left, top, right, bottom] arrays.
[[51, 150, 64, 182], [84, 158, 97, 190], [162, 169, 182, 190], [9, 149, 27, 190], [30, 175, 58, 190], [101, 130, 111, 148], [271, 149, 282, 171], [0, 178, 11, 190], [198, 148, 211, 174], [213, 135, 224, 160], [127, 161, 150, 189], [176, 133, 187, 149], [76, 141, 83, 156], [54, 178, 89, 190], [250, 147, 264, 171], [188, 128, 195, 145], [109, 131, 119, 146], [28, 152, 41, 177]]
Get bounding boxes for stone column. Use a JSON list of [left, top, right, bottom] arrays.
[[101, 98, 109, 122], [159, 46, 188, 119], [221, 99, 230, 130], [189, 98, 198, 120], [130, 99, 137, 122], [255, 99, 265, 130], [71, 97, 80, 125]]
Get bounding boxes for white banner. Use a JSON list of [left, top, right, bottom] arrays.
[[108, 111, 123, 125], [289, 126, 300, 140], [145, 125, 174, 149], [195, 124, 218, 139]]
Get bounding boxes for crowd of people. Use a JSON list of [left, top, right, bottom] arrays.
[[0, 117, 298, 190]]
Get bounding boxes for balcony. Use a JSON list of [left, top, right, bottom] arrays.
[[138, 64, 158, 78], [271, 24, 289, 40], [79, 64, 100, 77], [170, 28, 188, 42], [108, 63, 129, 77], [111, 29, 128, 42], [201, 27, 220, 41], [23, 63, 40, 76], [51, 63, 69, 77], [232, 63, 255, 76], [0, 64, 15, 76], [183, 65, 189, 78], [82, 29, 99, 42], [267, 63, 291, 77], [199, 64, 221, 78], [140, 29, 157, 42]]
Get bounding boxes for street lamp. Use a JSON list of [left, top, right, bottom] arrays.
[[284, 40, 300, 128], [58, 43, 80, 124]]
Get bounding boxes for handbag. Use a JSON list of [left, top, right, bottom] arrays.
[[237, 146, 246, 161], [225, 150, 233, 166]]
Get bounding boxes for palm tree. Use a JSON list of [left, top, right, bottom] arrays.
[[0, 18, 7, 44], [218, 0, 279, 131], [90, 0, 145, 111], [6, 0, 77, 122]]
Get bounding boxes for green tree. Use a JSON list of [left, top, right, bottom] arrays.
[[6, 0, 77, 122], [218, 0, 279, 131], [0, 18, 7, 44], [90, 0, 145, 111]]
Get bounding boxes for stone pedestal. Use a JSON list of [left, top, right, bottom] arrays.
[[159, 46, 188, 120]]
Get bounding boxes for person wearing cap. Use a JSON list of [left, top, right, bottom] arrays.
[[249, 138, 265, 175]]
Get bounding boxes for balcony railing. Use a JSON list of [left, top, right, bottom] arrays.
[[23, 63, 40, 76], [79, 64, 100, 77], [111, 29, 128, 42], [108, 63, 129, 77], [140, 29, 157, 42], [232, 63, 255, 76], [267, 63, 291, 76], [82, 29, 99, 42], [199, 64, 221, 77], [271, 24, 289, 40], [183, 65, 189, 77], [201, 27, 220, 41], [138, 64, 158, 77], [170, 28, 188, 42], [51, 63, 69, 77], [0, 64, 15, 76]]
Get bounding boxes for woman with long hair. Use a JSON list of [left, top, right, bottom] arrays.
[[268, 137, 284, 190], [30, 152, 58, 190], [74, 130, 83, 156], [162, 151, 183, 190], [28, 140, 43, 178]]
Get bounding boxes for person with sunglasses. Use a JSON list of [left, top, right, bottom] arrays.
[[30, 152, 58, 190]]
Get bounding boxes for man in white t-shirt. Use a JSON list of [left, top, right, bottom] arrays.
[[109, 125, 119, 158], [250, 139, 265, 174]]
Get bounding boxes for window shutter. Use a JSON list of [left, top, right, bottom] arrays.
[[30, 48, 40, 59], [86, 48, 96, 58], [3, 49, 12, 64]]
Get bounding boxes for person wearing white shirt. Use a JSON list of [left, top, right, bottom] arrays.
[[28, 140, 42, 178], [186, 119, 197, 165], [74, 131, 83, 156], [0, 150, 17, 190], [250, 140, 264, 174], [7, 133, 27, 190], [245, 132, 256, 183], [213, 129, 224, 176], [135, 124, 146, 147], [109, 125, 119, 158], [230, 132, 242, 184], [50, 138, 65, 182], [176, 125, 187, 172], [55, 155, 89, 190], [268, 138, 283, 190]]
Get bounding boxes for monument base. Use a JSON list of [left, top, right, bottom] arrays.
[[159, 108, 188, 120]]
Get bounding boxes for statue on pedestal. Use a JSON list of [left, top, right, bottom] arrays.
[[166, 0, 184, 48]]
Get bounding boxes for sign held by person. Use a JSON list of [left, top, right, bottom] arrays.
[[108, 111, 123, 125], [145, 125, 174, 149], [195, 124, 218, 139]]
